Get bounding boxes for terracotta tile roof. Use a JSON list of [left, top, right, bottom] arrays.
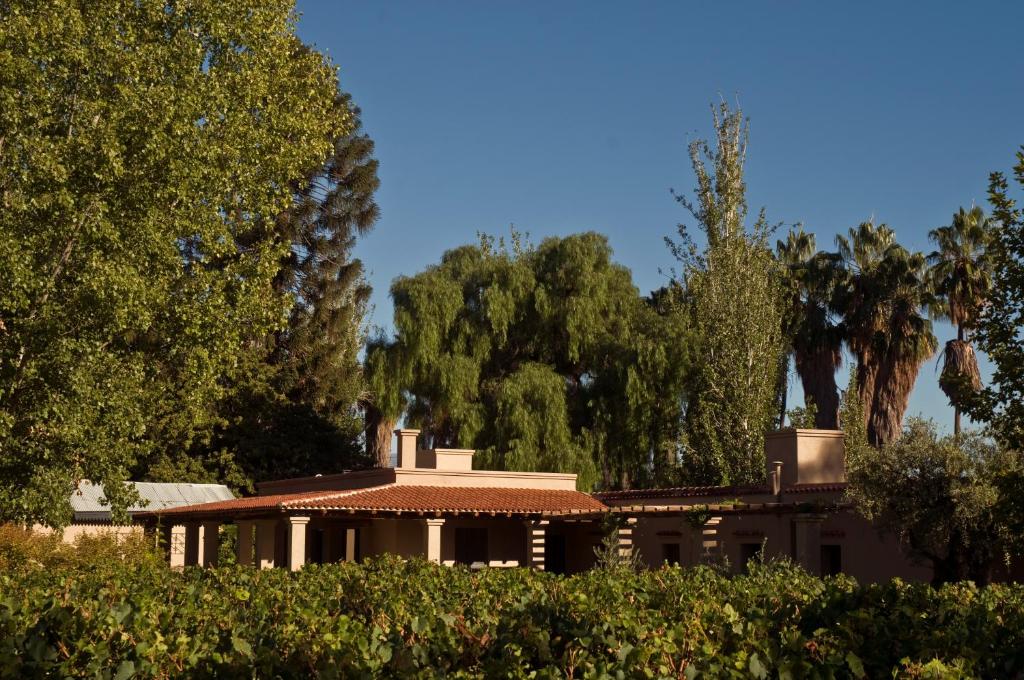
[[139, 485, 607, 518], [594, 484, 769, 501], [594, 481, 847, 502], [786, 482, 848, 493]]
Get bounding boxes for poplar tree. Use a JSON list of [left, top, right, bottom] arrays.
[[0, 0, 345, 526], [967, 147, 1024, 451], [667, 103, 786, 485]]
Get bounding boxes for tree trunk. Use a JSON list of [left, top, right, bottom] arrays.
[[954, 324, 964, 436], [795, 345, 841, 430], [363, 405, 395, 468]]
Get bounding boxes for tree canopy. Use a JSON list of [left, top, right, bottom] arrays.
[[845, 418, 1020, 585], [0, 0, 346, 526], [667, 103, 786, 485], [968, 148, 1024, 451], [366, 232, 692, 490]]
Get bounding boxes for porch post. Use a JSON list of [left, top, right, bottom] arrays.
[[201, 521, 220, 567], [525, 520, 548, 570], [184, 522, 201, 566], [617, 517, 638, 559], [255, 520, 277, 569], [701, 515, 724, 564], [163, 524, 187, 570], [236, 520, 254, 566], [344, 528, 357, 563], [287, 516, 311, 571], [792, 514, 825, 576], [424, 518, 445, 563]]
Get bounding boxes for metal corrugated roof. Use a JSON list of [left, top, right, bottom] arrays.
[[71, 480, 235, 522]]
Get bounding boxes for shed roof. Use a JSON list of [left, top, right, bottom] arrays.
[[71, 481, 235, 522]]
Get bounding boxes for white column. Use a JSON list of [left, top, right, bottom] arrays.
[[255, 520, 277, 570], [344, 528, 357, 563], [526, 520, 548, 570], [201, 521, 220, 567], [164, 524, 187, 570], [184, 522, 201, 566], [236, 521, 254, 566], [424, 519, 445, 563], [792, 514, 825, 576], [701, 515, 724, 564], [287, 517, 311, 571], [617, 517, 638, 559]]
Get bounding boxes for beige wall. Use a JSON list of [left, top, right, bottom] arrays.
[[628, 510, 932, 583], [765, 428, 846, 486], [33, 523, 144, 545]]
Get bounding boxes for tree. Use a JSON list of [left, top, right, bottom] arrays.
[[845, 418, 1020, 585], [967, 148, 1024, 451], [186, 92, 381, 486], [927, 206, 993, 435], [777, 228, 843, 430], [832, 222, 938, 447], [0, 0, 344, 526], [667, 103, 785, 485], [365, 232, 693, 490]]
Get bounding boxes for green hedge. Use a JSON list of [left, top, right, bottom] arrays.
[[1, 554, 1022, 678]]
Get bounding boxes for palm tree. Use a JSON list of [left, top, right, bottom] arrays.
[[833, 222, 938, 447], [777, 227, 843, 429], [927, 206, 993, 435]]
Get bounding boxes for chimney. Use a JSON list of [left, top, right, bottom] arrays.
[[770, 461, 783, 496], [764, 428, 846, 486], [394, 429, 420, 469]]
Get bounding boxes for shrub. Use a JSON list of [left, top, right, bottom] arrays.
[[0, 544, 1021, 678]]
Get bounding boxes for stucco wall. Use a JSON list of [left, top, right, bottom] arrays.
[[629, 511, 933, 583]]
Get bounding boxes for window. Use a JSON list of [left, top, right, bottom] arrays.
[[821, 544, 842, 577], [454, 528, 488, 566], [740, 542, 763, 573], [661, 542, 681, 566]]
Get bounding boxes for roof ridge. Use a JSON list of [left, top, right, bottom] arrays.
[[279, 483, 397, 508]]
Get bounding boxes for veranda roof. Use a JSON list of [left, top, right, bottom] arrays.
[[136, 484, 608, 520]]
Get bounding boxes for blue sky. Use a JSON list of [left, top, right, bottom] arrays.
[[294, 1, 1024, 430]]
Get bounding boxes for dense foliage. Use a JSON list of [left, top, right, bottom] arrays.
[[845, 418, 1021, 585], [667, 103, 785, 485], [367, 233, 692, 489], [0, 0, 346, 525], [187, 92, 381, 487], [969, 147, 1024, 451], [1, 537, 1023, 679]]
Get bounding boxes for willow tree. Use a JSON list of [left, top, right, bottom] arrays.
[[365, 232, 692, 490], [777, 228, 843, 430], [832, 222, 938, 447], [667, 103, 786, 485], [0, 0, 344, 526], [927, 206, 993, 435]]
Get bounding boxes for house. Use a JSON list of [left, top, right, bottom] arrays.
[[139, 428, 980, 583], [138, 430, 609, 571]]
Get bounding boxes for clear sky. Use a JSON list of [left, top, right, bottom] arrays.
[[294, 1, 1024, 431]]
